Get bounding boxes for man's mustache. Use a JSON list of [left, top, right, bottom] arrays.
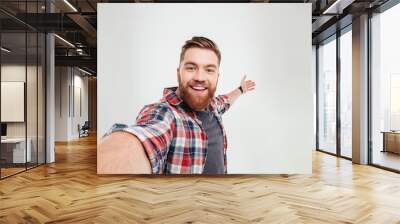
[[186, 80, 209, 88]]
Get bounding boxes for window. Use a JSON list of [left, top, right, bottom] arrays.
[[339, 29, 352, 158], [371, 3, 400, 171], [318, 37, 337, 154]]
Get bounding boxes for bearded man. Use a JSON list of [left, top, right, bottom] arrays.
[[98, 36, 256, 174]]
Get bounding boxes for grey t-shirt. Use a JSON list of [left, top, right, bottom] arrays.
[[195, 109, 225, 174]]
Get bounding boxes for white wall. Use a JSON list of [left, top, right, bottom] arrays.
[[55, 67, 89, 141], [1, 65, 40, 138], [55, 67, 69, 141], [98, 3, 313, 174], [72, 73, 89, 138]]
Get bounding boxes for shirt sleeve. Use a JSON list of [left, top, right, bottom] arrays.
[[105, 103, 175, 174], [214, 95, 231, 115]]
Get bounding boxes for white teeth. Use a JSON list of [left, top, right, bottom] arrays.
[[192, 86, 206, 90]]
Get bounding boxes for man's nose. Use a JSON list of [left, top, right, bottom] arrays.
[[193, 69, 206, 82]]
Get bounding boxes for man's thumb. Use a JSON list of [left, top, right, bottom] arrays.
[[241, 75, 246, 82]]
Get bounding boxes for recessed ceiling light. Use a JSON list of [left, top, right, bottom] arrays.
[[1, 47, 11, 53], [54, 34, 75, 48], [78, 67, 93, 76], [63, 0, 78, 12]]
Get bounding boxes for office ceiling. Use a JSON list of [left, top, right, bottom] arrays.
[[0, 0, 392, 75]]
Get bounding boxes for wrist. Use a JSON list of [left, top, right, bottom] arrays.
[[238, 86, 244, 94]]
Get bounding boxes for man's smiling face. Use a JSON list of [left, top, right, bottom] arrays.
[[177, 47, 220, 111]]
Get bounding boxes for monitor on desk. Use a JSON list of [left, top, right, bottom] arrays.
[[1, 123, 7, 138]]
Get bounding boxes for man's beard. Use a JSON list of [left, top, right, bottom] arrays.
[[178, 77, 217, 111]]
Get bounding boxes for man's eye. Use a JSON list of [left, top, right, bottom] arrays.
[[207, 69, 215, 73], [186, 67, 195, 71]]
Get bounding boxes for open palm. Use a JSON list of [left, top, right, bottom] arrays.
[[240, 75, 256, 93]]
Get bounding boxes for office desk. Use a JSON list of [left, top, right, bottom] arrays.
[[1, 138, 32, 163], [381, 131, 400, 154]]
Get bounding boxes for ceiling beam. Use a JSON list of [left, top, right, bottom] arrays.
[[67, 13, 97, 46], [55, 55, 96, 70]]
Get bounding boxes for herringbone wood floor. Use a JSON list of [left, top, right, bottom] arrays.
[[1, 135, 400, 224]]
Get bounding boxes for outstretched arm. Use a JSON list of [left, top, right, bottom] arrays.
[[226, 75, 256, 105], [98, 132, 151, 174], [98, 103, 174, 174]]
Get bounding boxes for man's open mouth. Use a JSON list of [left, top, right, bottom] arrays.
[[190, 85, 208, 91]]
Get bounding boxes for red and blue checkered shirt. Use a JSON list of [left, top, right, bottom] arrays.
[[107, 87, 231, 174]]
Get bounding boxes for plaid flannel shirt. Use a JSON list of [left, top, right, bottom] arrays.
[[106, 87, 231, 174]]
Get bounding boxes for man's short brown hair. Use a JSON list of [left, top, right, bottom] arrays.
[[180, 36, 221, 65]]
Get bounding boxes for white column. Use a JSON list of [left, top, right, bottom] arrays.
[[45, 0, 56, 163], [46, 33, 55, 163]]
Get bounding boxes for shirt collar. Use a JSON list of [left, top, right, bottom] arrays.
[[163, 87, 182, 106]]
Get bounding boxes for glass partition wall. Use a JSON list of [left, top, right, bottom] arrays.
[[0, 2, 46, 179]]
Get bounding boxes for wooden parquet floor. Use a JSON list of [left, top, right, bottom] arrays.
[[1, 135, 400, 224]]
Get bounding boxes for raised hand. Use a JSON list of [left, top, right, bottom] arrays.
[[240, 75, 256, 93]]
